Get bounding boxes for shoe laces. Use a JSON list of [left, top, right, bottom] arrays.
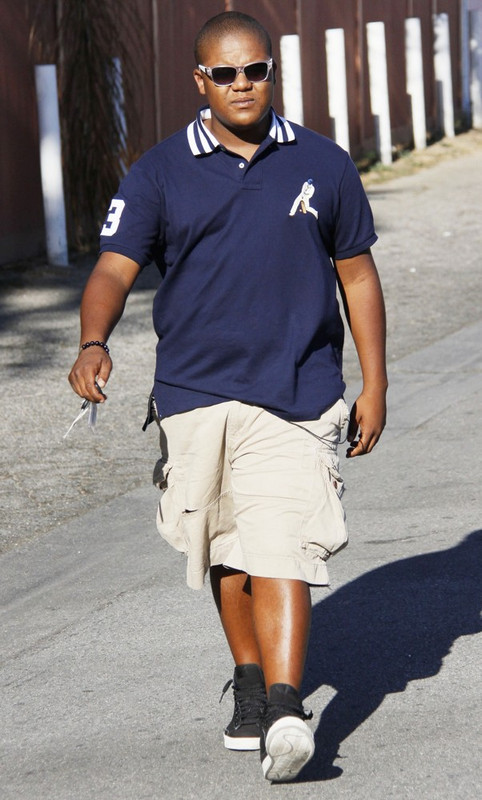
[[220, 679, 267, 726]]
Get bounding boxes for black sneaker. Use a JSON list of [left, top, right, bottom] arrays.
[[221, 663, 267, 751], [260, 683, 315, 782]]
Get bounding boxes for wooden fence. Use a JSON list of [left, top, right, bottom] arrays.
[[1, 0, 480, 263], [140, 0, 466, 152]]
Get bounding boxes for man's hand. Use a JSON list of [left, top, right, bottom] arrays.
[[346, 388, 387, 458], [67, 252, 141, 403], [68, 347, 112, 403]]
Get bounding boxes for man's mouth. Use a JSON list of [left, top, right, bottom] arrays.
[[232, 97, 255, 106]]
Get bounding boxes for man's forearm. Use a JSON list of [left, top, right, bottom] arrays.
[[78, 252, 141, 345], [344, 268, 388, 392], [79, 269, 130, 346], [69, 252, 141, 401], [336, 251, 387, 390], [335, 251, 387, 457]]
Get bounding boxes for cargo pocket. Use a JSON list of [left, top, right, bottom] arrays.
[[154, 459, 187, 553], [300, 448, 348, 563], [181, 490, 236, 589]]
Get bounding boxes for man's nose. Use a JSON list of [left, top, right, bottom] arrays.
[[232, 70, 252, 90]]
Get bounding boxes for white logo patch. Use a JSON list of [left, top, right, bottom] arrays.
[[289, 179, 318, 219]]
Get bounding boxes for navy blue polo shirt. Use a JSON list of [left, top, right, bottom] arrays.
[[100, 107, 377, 421]]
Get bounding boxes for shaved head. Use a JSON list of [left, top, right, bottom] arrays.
[[194, 11, 272, 64]]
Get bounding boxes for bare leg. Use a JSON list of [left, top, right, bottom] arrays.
[[251, 576, 311, 691], [210, 566, 311, 690], [210, 565, 262, 666]]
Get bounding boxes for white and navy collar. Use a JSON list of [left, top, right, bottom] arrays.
[[186, 107, 296, 156]]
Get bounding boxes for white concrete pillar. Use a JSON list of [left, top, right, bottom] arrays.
[[325, 28, 350, 152], [461, 0, 472, 122], [433, 13, 456, 137], [470, 10, 482, 128], [405, 18, 427, 149], [35, 65, 69, 267], [280, 34, 304, 125], [366, 21, 392, 165]]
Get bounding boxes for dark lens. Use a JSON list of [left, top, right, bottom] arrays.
[[211, 66, 237, 85], [244, 62, 269, 82]]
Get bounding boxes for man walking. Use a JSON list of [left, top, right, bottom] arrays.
[[69, 11, 387, 782]]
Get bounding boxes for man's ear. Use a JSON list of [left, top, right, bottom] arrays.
[[193, 69, 206, 96], [272, 61, 277, 86]]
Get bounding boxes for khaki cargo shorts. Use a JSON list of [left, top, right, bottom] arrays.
[[153, 399, 349, 590]]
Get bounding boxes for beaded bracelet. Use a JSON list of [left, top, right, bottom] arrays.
[[80, 340, 110, 355]]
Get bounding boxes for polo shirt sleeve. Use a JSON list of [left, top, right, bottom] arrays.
[[332, 155, 378, 261], [99, 156, 164, 268]]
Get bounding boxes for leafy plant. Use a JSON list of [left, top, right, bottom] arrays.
[[28, 0, 143, 250]]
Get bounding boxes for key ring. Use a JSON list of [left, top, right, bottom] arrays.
[[63, 399, 98, 438], [63, 381, 105, 439]]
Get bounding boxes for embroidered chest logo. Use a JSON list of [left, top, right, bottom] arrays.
[[289, 179, 319, 219]]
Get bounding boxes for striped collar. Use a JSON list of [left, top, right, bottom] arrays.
[[186, 106, 296, 156]]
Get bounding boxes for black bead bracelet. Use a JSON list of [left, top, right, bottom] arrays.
[[80, 340, 110, 355]]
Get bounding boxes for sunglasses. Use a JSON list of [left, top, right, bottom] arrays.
[[198, 58, 273, 87]]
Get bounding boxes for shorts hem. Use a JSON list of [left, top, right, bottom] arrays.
[[223, 552, 330, 586]]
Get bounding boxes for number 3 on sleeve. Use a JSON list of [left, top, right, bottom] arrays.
[[101, 199, 126, 236]]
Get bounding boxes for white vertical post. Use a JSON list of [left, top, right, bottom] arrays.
[[470, 10, 482, 128], [325, 28, 350, 152], [366, 21, 392, 165], [405, 17, 427, 149], [280, 34, 304, 125], [35, 64, 69, 267], [461, 0, 472, 122], [433, 13, 456, 137]]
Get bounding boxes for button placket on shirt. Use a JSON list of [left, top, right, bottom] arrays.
[[234, 157, 262, 190], [216, 145, 263, 186]]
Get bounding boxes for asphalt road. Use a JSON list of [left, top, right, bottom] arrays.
[[1, 134, 481, 798]]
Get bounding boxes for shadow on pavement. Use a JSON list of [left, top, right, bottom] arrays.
[[298, 530, 482, 782], [0, 258, 160, 370]]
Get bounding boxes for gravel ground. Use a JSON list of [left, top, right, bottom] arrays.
[[1, 130, 481, 551]]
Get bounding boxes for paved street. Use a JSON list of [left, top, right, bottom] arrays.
[[1, 135, 481, 798]]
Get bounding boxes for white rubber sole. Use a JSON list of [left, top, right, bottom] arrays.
[[262, 717, 315, 782], [224, 733, 260, 751]]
